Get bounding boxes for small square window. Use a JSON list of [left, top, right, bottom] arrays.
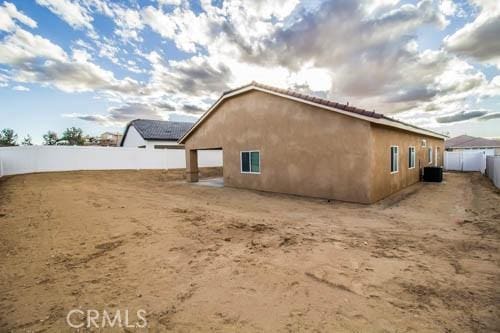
[[241, 151, 260, 173]]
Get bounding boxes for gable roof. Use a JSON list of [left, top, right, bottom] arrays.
[[179, 82, 447, 143], [120, 119, 193, 145], [445, 134, 500, 149]]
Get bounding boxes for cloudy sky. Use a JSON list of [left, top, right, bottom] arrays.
[[0, 0, 499, 143]]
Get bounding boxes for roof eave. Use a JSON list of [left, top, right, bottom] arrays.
[[143, 137, 183, 141]]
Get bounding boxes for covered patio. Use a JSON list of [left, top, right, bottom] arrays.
[[186, 147, 223, 183]]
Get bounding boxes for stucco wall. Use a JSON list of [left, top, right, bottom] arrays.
[[185, 90, 373, 203], [370, 124, 444, 202]]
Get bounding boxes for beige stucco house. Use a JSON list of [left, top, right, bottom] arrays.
[[179, 82, 446, 204]]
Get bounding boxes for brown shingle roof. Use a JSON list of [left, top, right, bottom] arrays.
[[224, 81, 384, 119], [445, 135, 500, 149]]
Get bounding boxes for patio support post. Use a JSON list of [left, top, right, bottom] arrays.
[[186, 149, 199, 182]]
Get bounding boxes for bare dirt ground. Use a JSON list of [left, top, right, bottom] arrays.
[[0, 171, 499, 332]]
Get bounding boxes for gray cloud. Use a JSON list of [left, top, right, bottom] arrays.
[[288, 83, 329, 99], [218, 21, 260, 60], [15, 60, 142, 94], [243, 0, 445, 70], [387, 87, 438, 103], [478, 112, 500, 121], [154, 101, 175, 111], [0, 27, 144, 95], [69, 103, 164, 126], [182, 103, 205, 114], [171, 62, 231, 95], [107, 103, 162, 120], [70, 100, 206, 126], [149, 56, 232, 97], [445, 15, 500, 67], [436, 110, 488, 123], [74, 115, 106, 122]]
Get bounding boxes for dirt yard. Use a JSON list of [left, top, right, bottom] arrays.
[[0, 171, 498, 332]]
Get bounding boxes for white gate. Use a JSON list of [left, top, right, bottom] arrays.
[[444, 150, 492, 173], [445, 152, 462, 170]]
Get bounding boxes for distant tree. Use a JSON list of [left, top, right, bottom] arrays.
[[21, 135, 33, 146], [61, 127, 84, 145], [0, 128, 18, 146], [43, 131, 59, 145]]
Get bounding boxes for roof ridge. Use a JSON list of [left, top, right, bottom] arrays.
[[249, 81, 385, 119]]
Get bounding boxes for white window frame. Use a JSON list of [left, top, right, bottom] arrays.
[[428, 146, 433, 165], [390, 145, 399, 174], [240, 150, 261, 174], [408, 146, 416, 169]]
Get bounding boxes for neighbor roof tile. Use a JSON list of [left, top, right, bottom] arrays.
[[129, 119, 193, 141]]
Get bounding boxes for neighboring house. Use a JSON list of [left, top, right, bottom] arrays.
[[78, 133, 122, 146], [121, 119, 193, 149], [179, 82, 447, 204], [445, 135, 500, 155], [83, 135, 98, 146], [99, 132, 123, 146]]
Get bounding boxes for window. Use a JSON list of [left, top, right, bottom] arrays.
[[428, 146, 433, 164], [408, 146, 415, 169], [241, 151, 260, 173], [390, 146, 399, 173]]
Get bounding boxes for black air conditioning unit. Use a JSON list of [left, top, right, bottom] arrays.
[[423, 166, 443, 182]]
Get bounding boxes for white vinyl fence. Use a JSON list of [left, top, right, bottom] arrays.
[[0, 146, 222, 177], [486, 156, 500, 189], [444, 150, 494, 174]]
